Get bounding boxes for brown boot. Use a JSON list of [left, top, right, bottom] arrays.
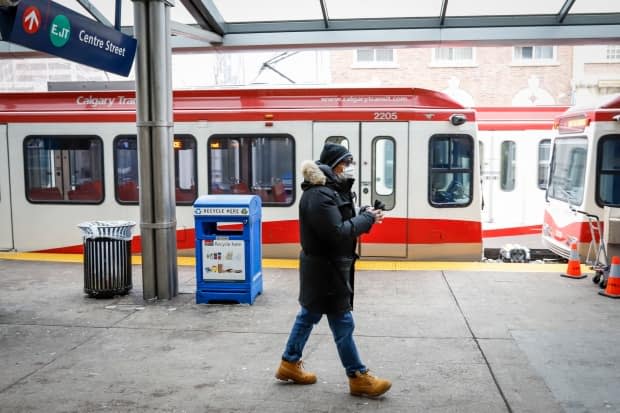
[[348, 371, 392, 397], [275, 359, 317, 384]]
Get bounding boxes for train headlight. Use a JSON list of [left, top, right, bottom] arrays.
[[449, 114, 467, 126]]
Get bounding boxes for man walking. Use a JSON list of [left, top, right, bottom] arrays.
[[275, 143, 392, 398]]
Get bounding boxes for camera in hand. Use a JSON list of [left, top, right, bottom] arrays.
[[373, 199, 386, 211]]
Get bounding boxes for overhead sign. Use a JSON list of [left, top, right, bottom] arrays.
[[6, 0, 137, 76]]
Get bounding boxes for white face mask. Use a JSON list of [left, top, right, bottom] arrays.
[[342, 164, 356, 180]]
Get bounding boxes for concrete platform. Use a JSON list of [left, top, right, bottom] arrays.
[[1, 257, 619, 413]]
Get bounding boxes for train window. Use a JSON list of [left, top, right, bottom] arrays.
[[24, 135, 103, 204], [208, 134, 295, 206], [372, 137, 395, 210], [174, 136, 198, 205], [537, 139, 551, 189], [326, 136, 349, 149], [113, 135, 198, 205], [596, 134, 620, 207], [547, 137, 587, 206], [428, 134, 474, 207], [500, 141, 516, 191]]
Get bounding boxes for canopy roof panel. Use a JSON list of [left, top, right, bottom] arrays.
[[1, 0, 619, 55]]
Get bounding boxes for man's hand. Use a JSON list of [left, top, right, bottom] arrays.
[[368, 208, 384, 224]]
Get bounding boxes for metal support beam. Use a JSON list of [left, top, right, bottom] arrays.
[[319, 0, 329, 29], [133, 0, 178, 301], [179, 0, 225, 35], [115, 0, 122, 30], [76, 0, 113, 27], [558, 0, 576, 23], [170, 20, 222, 44], [439, 0, 448, 26]]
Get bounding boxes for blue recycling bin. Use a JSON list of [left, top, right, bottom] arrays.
[[194, 195, 263, 304]]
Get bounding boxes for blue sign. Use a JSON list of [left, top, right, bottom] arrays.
[[7, 0, 137, 77]]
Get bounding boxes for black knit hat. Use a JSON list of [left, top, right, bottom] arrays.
[[319, 143, 352, 168]]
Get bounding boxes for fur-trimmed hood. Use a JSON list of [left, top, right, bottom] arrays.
[[300, 160, 354, 192], [301, 160, 327, 186]]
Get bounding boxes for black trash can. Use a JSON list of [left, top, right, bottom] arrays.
[[78, 221, 136, 298]]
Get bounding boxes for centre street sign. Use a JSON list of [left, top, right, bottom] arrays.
[[5, 0, 137, 76]]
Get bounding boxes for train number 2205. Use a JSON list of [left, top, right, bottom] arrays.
[[374, 112, 398, 120]]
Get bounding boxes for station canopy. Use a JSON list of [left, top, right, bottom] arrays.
[[1, 0, 620, 55]]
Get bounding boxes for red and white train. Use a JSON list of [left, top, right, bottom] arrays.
[[0, 86, 566, 261], [542, 95, 620, 262]]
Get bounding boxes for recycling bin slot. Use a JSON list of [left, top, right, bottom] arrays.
[[201, 221, 245, 236]]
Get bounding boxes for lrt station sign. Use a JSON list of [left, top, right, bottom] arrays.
[[3, 0, 136, 76]]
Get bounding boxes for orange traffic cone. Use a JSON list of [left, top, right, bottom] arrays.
[[599, 256, 620, 299], [561, 242, 586, 279]]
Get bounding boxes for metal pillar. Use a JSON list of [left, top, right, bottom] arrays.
[[133, 0, 178, 300]]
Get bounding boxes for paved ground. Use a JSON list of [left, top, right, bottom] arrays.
[[1, 258, 619, 413]]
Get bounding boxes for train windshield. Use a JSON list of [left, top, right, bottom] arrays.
[[596, 134, 620, 206], [547, 137, 587, 206]]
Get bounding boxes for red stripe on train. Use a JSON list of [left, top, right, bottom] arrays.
[[482, 225, 542, 237], [37, 217, 482, 253], [543, 210, 599, 244]]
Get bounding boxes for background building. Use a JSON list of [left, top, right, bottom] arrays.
[[0, 45, 618, 106]]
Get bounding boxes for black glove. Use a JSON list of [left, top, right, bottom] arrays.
[[373, 199, 386, 211]]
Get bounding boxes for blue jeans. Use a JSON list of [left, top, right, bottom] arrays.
[[282, 307, 367, 377]]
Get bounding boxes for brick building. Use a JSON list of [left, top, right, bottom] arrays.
[[330, 45, 620, 107], [1, 45, 618, 106]]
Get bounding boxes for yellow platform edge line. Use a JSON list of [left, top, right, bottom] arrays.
[[0, 251, 585, 273]]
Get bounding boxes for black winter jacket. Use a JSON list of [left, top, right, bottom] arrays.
[[297, 161, 375, 314]]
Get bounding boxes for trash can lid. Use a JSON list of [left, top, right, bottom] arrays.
[[78, 220, 136, 240]]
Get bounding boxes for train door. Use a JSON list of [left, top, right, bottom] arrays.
[[0, 124, 13, 250], [313, 122, 408, 258], [479, 135, 493, 224], [480, 132, 526, 228]]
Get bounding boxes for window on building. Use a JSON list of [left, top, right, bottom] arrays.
[[429, 135, 474, 207], [24, 135, 103, 203], [513, 46, 556, 64], [547, 137, 588, 205], [208, 134, 295, 205], [538, 139, 551, 189], [354, 48, 396, 68], [432, 47, 475, 65], [114, 135, 198, 205], [606, 46, 620, 61], [596, 135, 620, 206], [500, 141, 516, 191]]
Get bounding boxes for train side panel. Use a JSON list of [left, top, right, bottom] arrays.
[[1, 87, 487, 261], [409, 118, 482, 260], [479, 129, 554, 248], [8, 122, 139, 252], [195, 120, 311, 258], [0, 124, 12, 250]]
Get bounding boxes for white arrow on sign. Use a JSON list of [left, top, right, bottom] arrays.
[[23, 8, 40, 32]]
